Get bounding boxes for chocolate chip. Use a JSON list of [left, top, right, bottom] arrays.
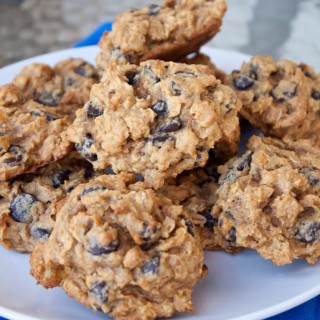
[[103, 167, 116, 175], [89, 239, 119, 256], [112, 48, 132, 63], [125, 71, 138, 86], [3, 146, 24, 165], [236, 151, 253, 171], [226, 227, 236, 242], [140, 223, 161, 249], [311, 89, 320, 101], [151, 100, 168, 117], [134, 174, 144, 182], [52, 169, 71, 188], [10, 193, 37, 223], [160, 118, 183, 133], [150, 132, 170, 143], [202, 211, 216, 229], [30, 224, 51, 241], [75, 135, 97, 161], [87, 102, 103, 118], [34, 91, 63, 107], [30, 110, 57, 122], [233, 75, 254, 90], [295, 221, 320, 243], [185, 219, 195, 236], [148, 4, 160, 15], [141, 255, 160, 274], [90, 281, 108, 304], [74, 63, 97, 78], [299, 167, 320, 186], [0, 195, 3, 200], [81, 186, 107, 198], [170, 81, 182, 96], [272, 84, 297, 103]]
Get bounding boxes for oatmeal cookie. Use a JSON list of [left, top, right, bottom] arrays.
[[229, 56, 309, 138], [96, 0, 227, 71], [213, 135, 320, 265], [30, 174, 206, 320], [13, 58, 99, 118], [0, 84, 71, 180], [66, 60, 241, 188], [0, 152, 92, 252]]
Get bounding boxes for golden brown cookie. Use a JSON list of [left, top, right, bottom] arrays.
[[213, 135, 320, 266], [96, 0, 227, 71], [30, 174, 206, 320], [66, 60, 241, 188]]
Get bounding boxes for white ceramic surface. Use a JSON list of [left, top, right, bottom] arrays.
[[0, 47, 319, 320]]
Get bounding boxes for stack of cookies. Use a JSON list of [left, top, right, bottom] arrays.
[[0, 0, 319, 319]]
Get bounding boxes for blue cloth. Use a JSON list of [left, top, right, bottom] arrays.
[[1, 21, 319, 320]]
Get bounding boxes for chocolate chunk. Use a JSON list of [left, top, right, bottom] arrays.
[[299, 167, 320, 186], [140, 223, 161, 244], [89, 239, 119, 256], [10, 193, 37, 223], [3, 146, 24, 165], [160, 118, 183, 133], [134, 174, 144, 182], [233, 75, 254, 90], [90, 281, 108, 304], [272, 84, 297, 103], [30, 110, 57, 122], [185, 219, 195, 237], [52, 169, 71, 188], [148, 4, 160, 15], [226, 227, 236, 242], [74, 63, 97, 79], [151, 100, 168, 117], [295, 221, 320, 243], [311, 89, 320, 101], [141, 255, 160, 275], [81, 186, 107, 198], [87, 102, 103, 118], [34, 91, 63, 107], [30, 224, 51, 241], [125, 71, 138, 86], [103, 167, 116, 175], [75, 135, 97, 161], [150, 132, 170, 143], [202, 211, 216, 229], [236, 151, 253, 171]]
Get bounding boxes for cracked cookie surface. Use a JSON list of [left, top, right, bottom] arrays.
[[66, 60, 241, 188], [13, 58, 99, 118], [213, 135, 320, 265], [229, 56, 310, 139], [96, 0, 227, 71], [0, 84, 71, 180], [0, 152, 92, 252], [30, 174, 206, 320]]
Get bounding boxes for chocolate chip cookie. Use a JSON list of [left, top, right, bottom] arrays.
[[66, 60, 241, 188], [229, 56, 310, 139], [0, 152, 92, 252], [13, 58, 99, 118], [0, 84, 71, 180], [213, 135, 320, 265], [96, 0, 227, 71], [30, 174, 206, 320]]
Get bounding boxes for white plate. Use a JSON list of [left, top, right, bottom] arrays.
[[0, 47, 319, 320]]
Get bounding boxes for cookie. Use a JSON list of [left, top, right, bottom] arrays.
[[13, 58, 99, 118], [286, 63, 320, 145], [0, 152, 92, 252], [0, 84, 71, 180], [96, 0, 227, 71], [161, 163, 241, 252], [213, 135, 320, 265], [66, 60, 241, 188], [30, 174, 206, 320], [180, 52, 227, 83], [229, 56, 310, 138]]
